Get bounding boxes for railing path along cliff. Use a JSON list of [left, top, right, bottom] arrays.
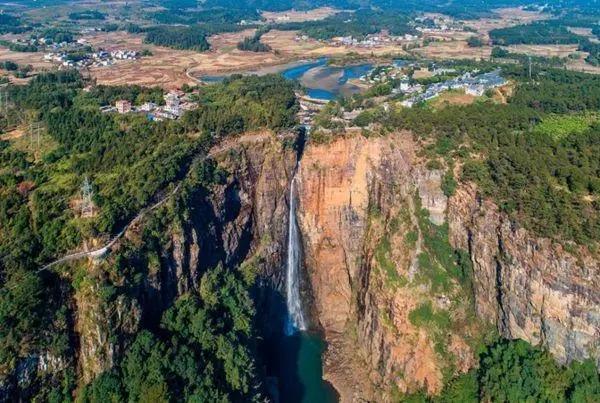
[[38, 182, 182, 273], [33, 131, 281, 275]]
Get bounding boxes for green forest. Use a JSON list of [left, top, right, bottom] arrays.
[[0, 71, 298, 400], [276, 9, 416, 40], [143, 26, 211, 51], [237, 28, 272, 52], [414, 339, 600, 403], [489, 21, 584, 45]]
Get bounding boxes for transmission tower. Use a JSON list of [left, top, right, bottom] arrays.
[[81, 176, 94, 218], [29, 121, 41, 150]]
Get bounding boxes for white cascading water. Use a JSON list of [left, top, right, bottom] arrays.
[[285, 173, 307, 335]]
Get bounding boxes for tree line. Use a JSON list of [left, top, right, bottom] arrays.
[[237, 28, 272, 52]]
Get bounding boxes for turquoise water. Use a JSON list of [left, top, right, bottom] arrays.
[[274, 330, 339, 403], [337, 64, 373, 84], [306, 88, 336, 101], [282, 58, 328, 80]]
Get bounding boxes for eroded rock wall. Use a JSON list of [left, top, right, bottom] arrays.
[[296, 133, 469, 399], [296, 133, 600, 401], [73, 132, 297, 385], [448, 184, 600, 367]]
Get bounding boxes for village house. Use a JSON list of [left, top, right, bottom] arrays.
[[115, 100, 132, 114]]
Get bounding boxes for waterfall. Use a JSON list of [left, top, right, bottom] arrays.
[[285, 173, 307, 335]]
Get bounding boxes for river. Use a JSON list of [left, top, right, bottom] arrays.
[[199, 58, 375, 102]]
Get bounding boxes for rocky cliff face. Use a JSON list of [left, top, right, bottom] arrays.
[[296, 132, 469, 400], [72, 131, 297, 386], [295, 133, 600, 401], [7, 128, 597, 401], [448, 185, 600, 367]]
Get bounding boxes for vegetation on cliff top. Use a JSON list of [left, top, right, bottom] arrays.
[[336, 65, 600, 245]]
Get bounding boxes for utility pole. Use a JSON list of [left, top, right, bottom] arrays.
[[81, 176, 94, 218], [528, 56, 532, 81], [36, 122, 41, 149], [0, 88, 7, 115]]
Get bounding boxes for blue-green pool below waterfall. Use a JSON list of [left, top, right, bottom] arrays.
[[266, 329, 339, 403]]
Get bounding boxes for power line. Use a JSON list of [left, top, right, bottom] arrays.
[[29, 121, 42, 150]]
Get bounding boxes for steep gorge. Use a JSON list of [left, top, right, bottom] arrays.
[[9, 128, 597, 402]]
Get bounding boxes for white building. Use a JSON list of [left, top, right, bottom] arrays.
[[115, 100, 132, 114], [164, 92, 181, 116], [466, 84, 485, 96], [139, 102, 157, 112]]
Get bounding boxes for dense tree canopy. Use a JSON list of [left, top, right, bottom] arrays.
[[79, 264, 264, 402], [276, 9, 416, 40], [144, 26, 210, 51], [489, 21, 584, 45], [430, 339, 600, 403]]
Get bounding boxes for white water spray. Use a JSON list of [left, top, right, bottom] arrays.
[[285, 173, 307, 335]]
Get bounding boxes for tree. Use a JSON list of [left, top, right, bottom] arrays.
[[467, 36, 484, 47]]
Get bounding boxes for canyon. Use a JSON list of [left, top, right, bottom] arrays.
[[8, 129, 598, 401]]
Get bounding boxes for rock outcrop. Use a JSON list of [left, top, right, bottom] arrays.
[[73, 131, 298, 385], [448, 184, 600, 367]]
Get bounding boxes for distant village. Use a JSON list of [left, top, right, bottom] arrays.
[[400, 69, 506, 107], [0, 33, 142, 69], [45, 48, 140, 69], [294, 14, 465, 49], [358, 63, 507, 107], [326, 32, 419, 48], [297, 64, 507, 129], [101, 90, 198, 121]]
